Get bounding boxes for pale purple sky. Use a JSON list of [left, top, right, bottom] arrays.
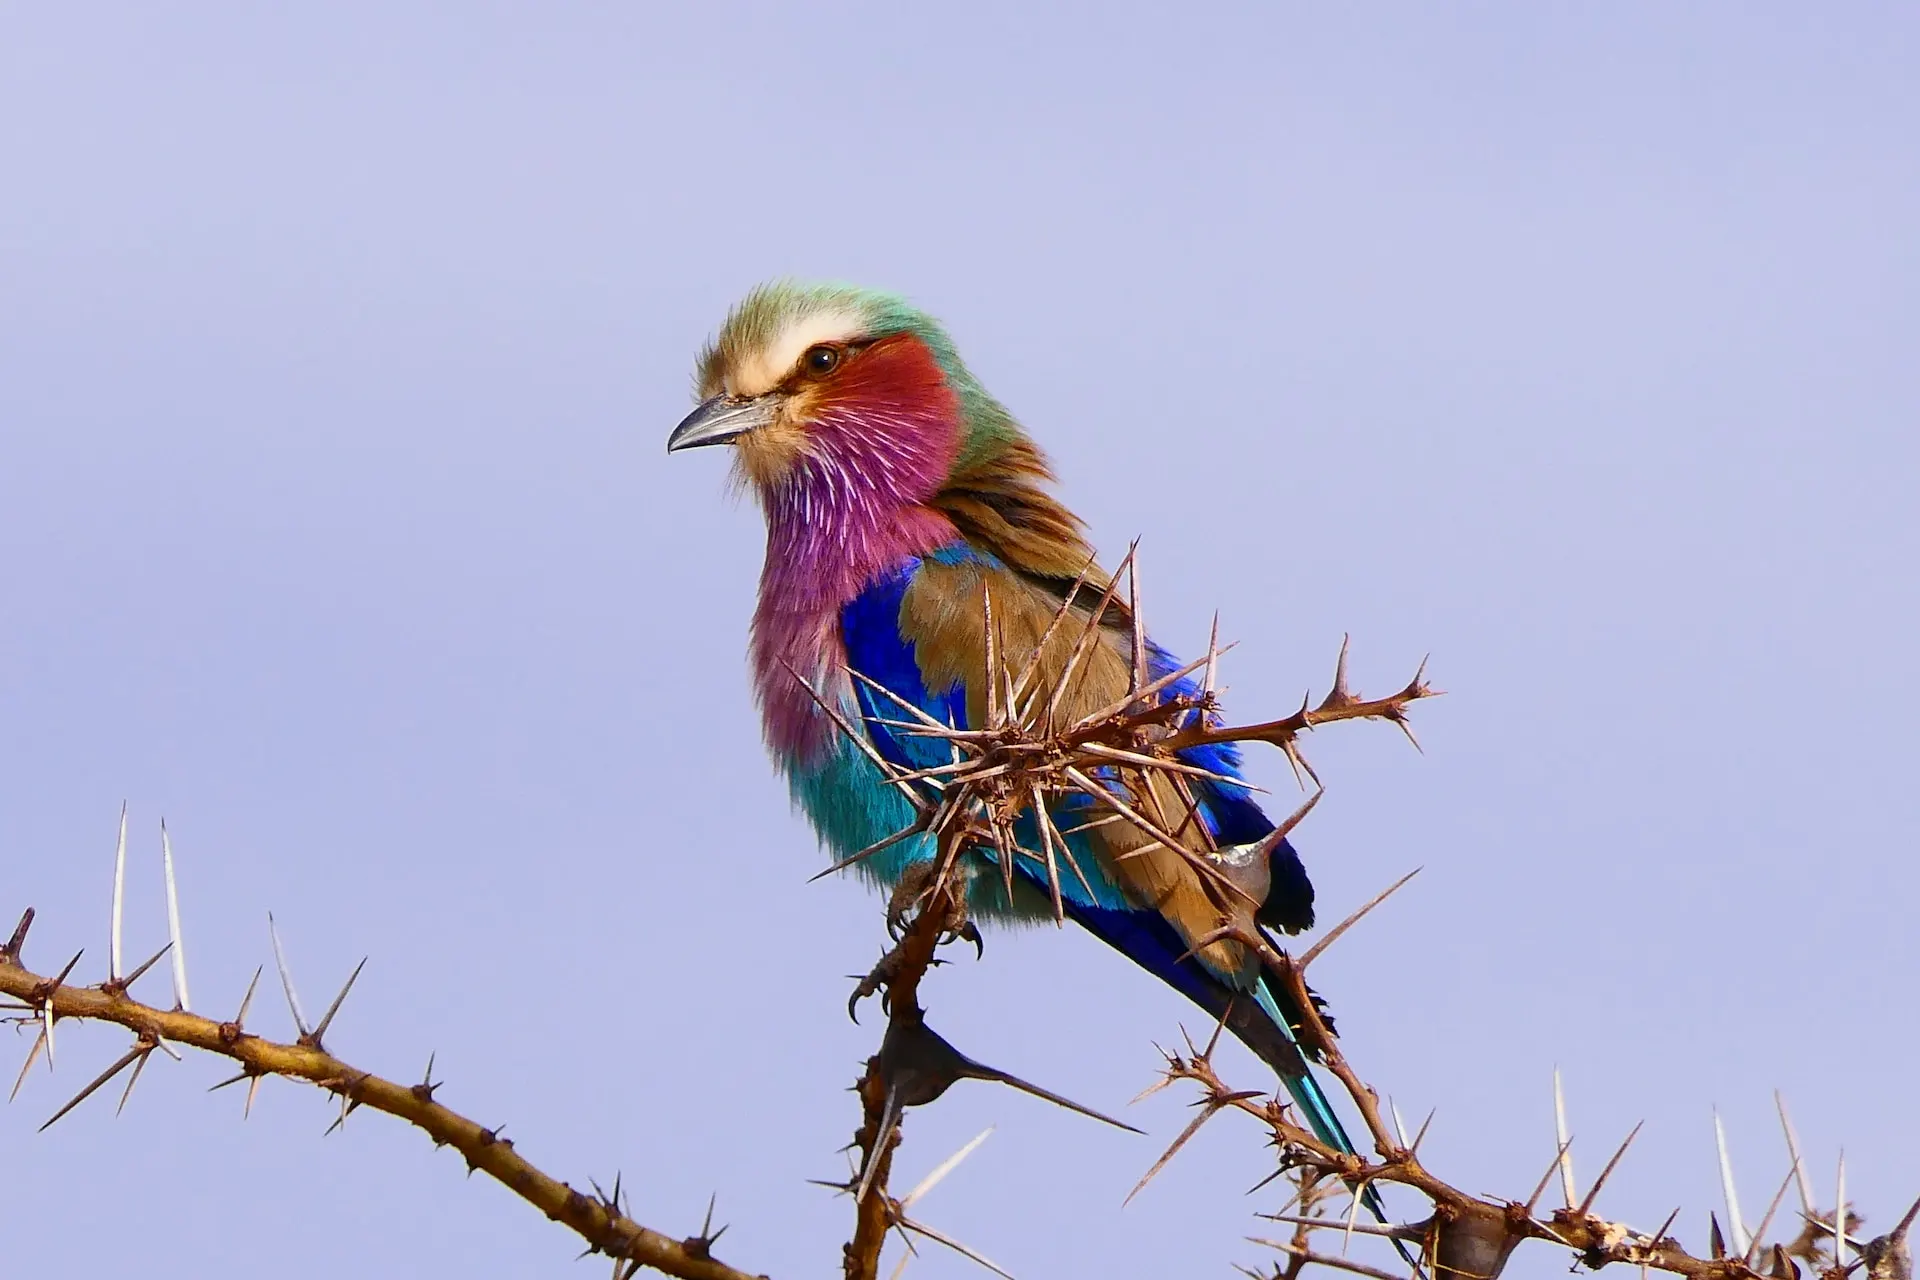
[[4, 6, 1916, 1277]]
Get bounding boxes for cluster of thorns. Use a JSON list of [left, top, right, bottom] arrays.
[[3, 547, 1914, 1280], [792, 545, 1431, 937], [795, 549, 1916, 1280]]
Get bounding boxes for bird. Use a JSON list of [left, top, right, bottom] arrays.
[[666, 279, 1366, 1171]]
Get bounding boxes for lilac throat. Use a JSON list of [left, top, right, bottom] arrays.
[[748, 401, 960, 763]]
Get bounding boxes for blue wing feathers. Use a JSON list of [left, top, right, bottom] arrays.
[[837, 551, 1356, 1163]]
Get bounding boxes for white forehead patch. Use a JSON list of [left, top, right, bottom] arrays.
[[727, 306, 870, 397]]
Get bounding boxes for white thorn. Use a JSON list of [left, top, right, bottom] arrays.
[[1389, 1098, 1410, 1149], [1554, 1066, 1577, 1208], [1714, 1110, 1750, 1255], [1834, 1152, 1847, 1263], [161, 820, 190, 1012], [901, 1127, 993, 1211], [110, 802, 128, 982]]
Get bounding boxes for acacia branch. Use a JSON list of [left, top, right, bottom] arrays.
[[0, 913, 763, 1280], [1147, 937, 1910, 1280], [842, 901, 948, 1279]]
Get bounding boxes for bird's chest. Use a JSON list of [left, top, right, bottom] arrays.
[[748, 575, 938, 880]]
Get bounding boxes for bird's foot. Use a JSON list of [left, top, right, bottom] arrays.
[[883, 862, 975, 950], [848, 947, 912, 1022], [848, 866, 983, 1022]]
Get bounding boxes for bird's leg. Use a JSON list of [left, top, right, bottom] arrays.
[[884, 859, 974, 948], [852, 861, 983, 1021]]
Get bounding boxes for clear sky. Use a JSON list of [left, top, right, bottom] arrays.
[[3, 6, 1916, 1277]]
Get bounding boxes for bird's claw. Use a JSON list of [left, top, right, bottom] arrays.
[[848, 948, 909, 1022], [854, 870, 980, 1020], [884, 862, 974, 941]]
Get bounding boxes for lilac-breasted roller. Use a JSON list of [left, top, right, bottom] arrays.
[[667, 280, 1365, 1165]]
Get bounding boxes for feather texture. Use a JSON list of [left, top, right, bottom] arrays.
[[680, 280, 1362, 1165]]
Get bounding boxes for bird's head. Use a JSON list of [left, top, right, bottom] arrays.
[[668, 281, 1019, 508]]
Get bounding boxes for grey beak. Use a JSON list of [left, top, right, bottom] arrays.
[[667, 394, 778, 453]]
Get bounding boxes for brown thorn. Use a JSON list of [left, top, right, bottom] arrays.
[[1251, 1237, 1408, 1280], [234, 964, 264, 1027], [995, 819, 1019, 908], [1775, 1092, 1815, 1216], [1890, 1190, 1920, 1244], [1202, 1000, 1232, 1061], [1124, 1101, 1223, 1206], [1523, 1136, 1578, 1215], [866, 758, 971, 787], [1075, 645, 1235, 731], [1298, 868, 1423, 970], [1259, 1213, 1414, 1242], [310, 957, 368, 1045], [1169, 921, 1266, 971], [1166, 771, 1218, 853], [1279, 740, 1311, 791], [1037, 802, 1098, 906], [1060, 765, 1247, 906], [1047, 548, 1134, 725], [324, 1091, 353, 1136], [1001, 640, 1020, 732], [698, 1190, 719, 1242], [116, 1044, 154, 1115], [9, 1025, 48, 1102], [1744, 1166, 1799, 1266], [48, 947, 85, 990], [975, 1062, 1144, 1135], [1201, 613, 1221, 704], [809, 816, 934, 884], [980, 581, 1000, 727], [207, 1069, 250, 1092], [1074, 741, 1263, 791], [1575, 1120, 1644, 1216], [784, 662, 934, 815], [1029, 783, 1065, 924], [1130, 1073, 1179, 1107], [1012, 553, 1099, 718], [1263, 786, 1324, 854], [1127, 542, 1147, 700], [860, 715, 986, 741], [1320, 634, 1353, 710], [39, 1041, 151, 1131], [1054, 812, 1126, 838], [119, 941, 173, 991], [1406, 1106, 1436, 1158], [891, 1214, 1015, 1280], [1244, 1166, 1290, 1197], [841, 667, 958, 735], [1, 907, 35, 964]]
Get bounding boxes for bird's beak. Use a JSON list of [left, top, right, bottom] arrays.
[[667, 394, 778, 453]]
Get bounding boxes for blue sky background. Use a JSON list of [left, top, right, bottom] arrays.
[[4, 5, 1916, 1276]]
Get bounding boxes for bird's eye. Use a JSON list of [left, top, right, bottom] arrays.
[[801, 344, 841, 377]]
